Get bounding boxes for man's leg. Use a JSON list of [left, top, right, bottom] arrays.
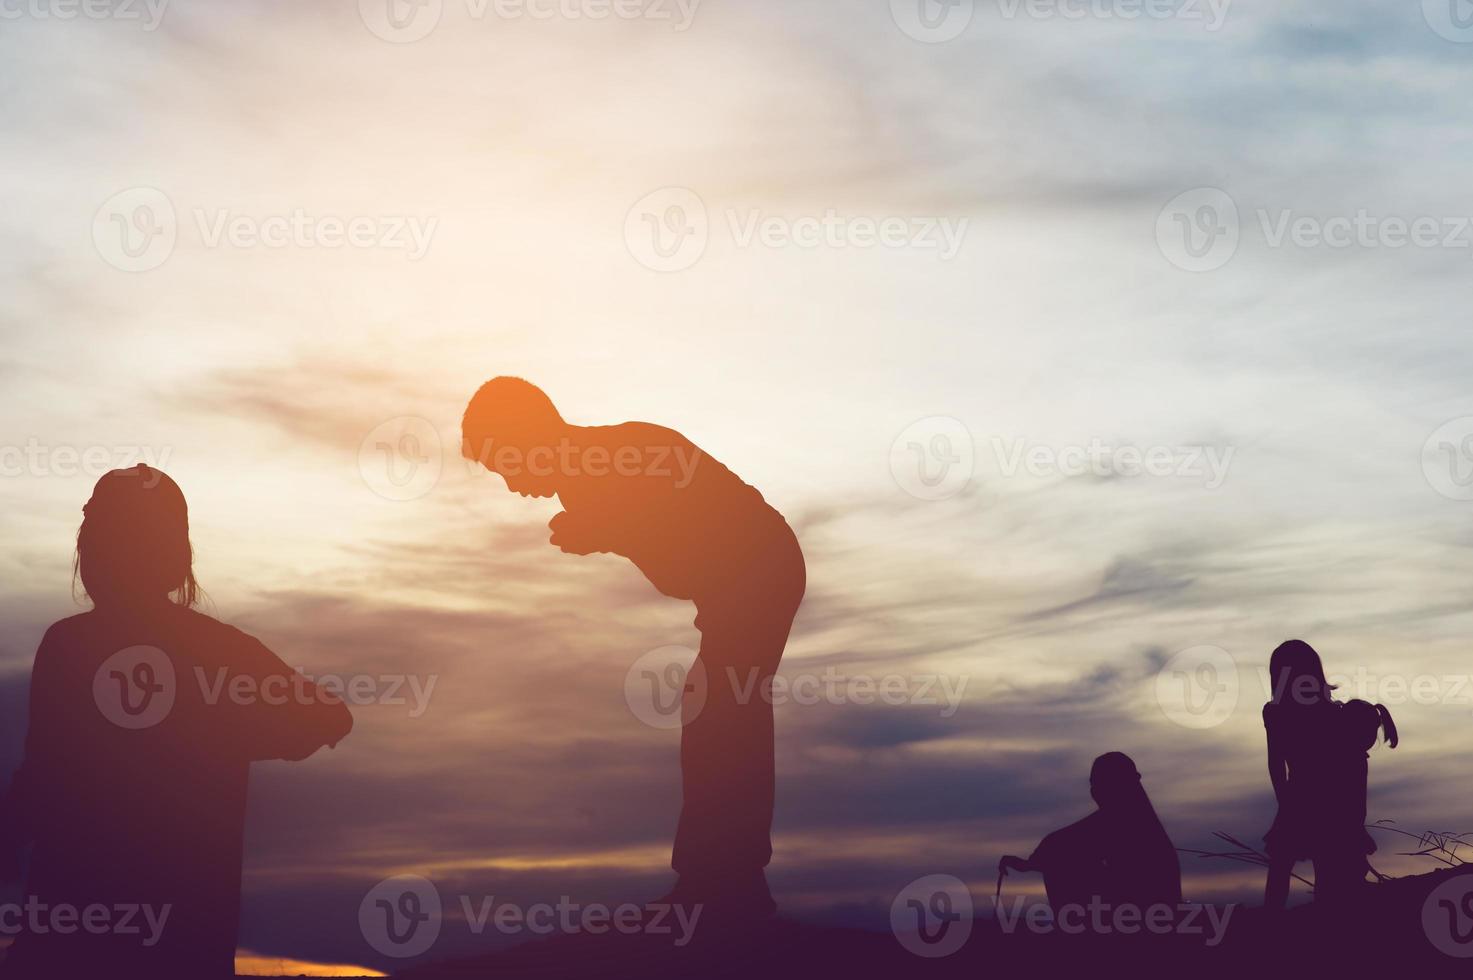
[[670, 540, 804, 912], [670, 621, 785, 903]]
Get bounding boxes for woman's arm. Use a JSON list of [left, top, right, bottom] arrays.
[[226, 634, 354, 762], [0, 625, 65, 878]]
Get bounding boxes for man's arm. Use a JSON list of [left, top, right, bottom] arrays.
[[547, 510, 613, 555], [547, 422, 716, 557], [547, 506, 669, 557]]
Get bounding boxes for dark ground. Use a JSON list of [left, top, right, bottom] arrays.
[[357, 866, 1473, 980]]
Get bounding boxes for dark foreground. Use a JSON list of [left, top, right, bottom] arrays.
[[384, 867, 1473, 980]]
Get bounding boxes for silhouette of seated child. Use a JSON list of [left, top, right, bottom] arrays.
[[998, 752, 1182, 916]]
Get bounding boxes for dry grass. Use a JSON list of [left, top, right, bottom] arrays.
[[1180, 820, 1473, 893], [1367, 819, 1473, 869], [1177, 831, 1316, 889]]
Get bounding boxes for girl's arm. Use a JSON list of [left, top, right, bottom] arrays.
[[1264, 706, 1288, 803]]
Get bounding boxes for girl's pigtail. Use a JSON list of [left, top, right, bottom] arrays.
[[1374, 703, 1399, 748]]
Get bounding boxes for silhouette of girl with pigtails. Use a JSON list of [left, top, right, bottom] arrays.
[[1262, 640, 1397, 909]]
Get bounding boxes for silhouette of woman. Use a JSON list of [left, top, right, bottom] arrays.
[[0, 465, 353, 979], [1261, 640, 1395, 909], [998, 752, 1181, 916]]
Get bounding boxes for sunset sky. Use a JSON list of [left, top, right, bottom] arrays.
[[5, 0, 1473, 974]]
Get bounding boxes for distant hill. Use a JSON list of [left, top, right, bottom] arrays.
[[397, 867, 1473, 980]]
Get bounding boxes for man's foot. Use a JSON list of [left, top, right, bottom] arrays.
[[645, 872, 777, 937]]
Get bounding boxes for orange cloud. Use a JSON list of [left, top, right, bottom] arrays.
[[236, 949, 386, 977]]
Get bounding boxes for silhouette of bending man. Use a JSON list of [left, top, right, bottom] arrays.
[[0, 465, 353, 979], [462, 378, 806, 919]]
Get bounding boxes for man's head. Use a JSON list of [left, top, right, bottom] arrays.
[[462, 376, 567, 498]]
